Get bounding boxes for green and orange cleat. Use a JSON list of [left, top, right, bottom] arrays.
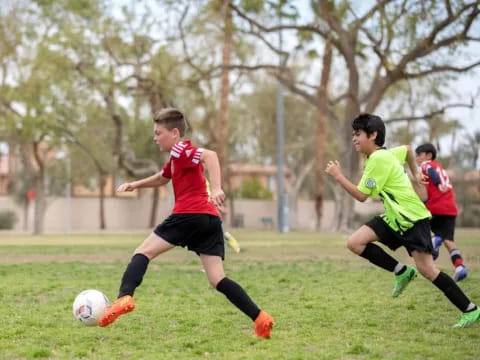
[[254, 310, 274, 338], [98, 295, 136, 327]]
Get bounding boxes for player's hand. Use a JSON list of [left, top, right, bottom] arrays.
[[210, 188, 226, 209], [438, 184, 449, 193], [413, 172, 428, 186], [117, 182, 136, 192], [325, 160, 342, 179]]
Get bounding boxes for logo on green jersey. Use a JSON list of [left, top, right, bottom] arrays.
[[365, 178, 376, 189]]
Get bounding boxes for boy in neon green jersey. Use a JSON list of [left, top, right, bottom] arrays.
[[325, 113, 479, 328]]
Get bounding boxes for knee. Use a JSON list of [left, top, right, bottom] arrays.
[[211, 276, 225, 289], [346, 237, 362, 254], [416, 263, 439, 281]]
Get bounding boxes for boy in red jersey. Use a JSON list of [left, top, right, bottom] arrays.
[[415, 143, 467, 282], [98, 108, 273, 338]]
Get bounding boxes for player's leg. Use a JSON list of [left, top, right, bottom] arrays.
[[435, 216, 466, 281], [98, 233, 175, 327], [442, 239, 467, 281], [431, 234, 443, 260], [200, 254, 274, 338], [430, 216, 444, 260], [348, 220, 416, 297], [118, 232, 175, 297], [412, 250, 479, 328], [223, 223, 241, 253]]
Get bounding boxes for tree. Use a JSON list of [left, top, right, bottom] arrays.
[[230, 0, 480, 230], [0, 2, 76, 233]]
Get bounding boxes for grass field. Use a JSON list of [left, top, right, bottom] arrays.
[[1, 229, 480, 360]]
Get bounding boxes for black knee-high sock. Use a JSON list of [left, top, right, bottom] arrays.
[[432, 272, 475, 312], [216, 277, 261, 321], [359, 243, 399, 272], [118, 253, 150, 298]]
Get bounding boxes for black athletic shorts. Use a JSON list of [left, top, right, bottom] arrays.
[[430, 215, 456, 241], [154, 214, 225, 260], [366, 216, 434, 256]]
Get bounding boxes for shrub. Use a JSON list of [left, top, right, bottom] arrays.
[[0, 210, 18, 230], [235, 178, 274, 200]]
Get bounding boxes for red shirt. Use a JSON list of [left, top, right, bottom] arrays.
[[420, 160, 458, 216], [160, 140, 219, 216]]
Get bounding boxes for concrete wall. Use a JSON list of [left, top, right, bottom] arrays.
[[0, 192, 383, 233]]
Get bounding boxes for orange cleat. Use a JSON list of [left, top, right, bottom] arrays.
[[254, 310, 274, 338], [98, 295, 136, 327]]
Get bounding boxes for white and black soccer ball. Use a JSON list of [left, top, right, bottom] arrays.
[[72, 289, 110, 326]]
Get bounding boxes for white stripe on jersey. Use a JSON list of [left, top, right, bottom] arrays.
[[192, 148, 203, 164]]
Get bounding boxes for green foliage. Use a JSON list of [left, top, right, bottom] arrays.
[[240, 0, 265, 13], [0, 210, 17, 229], [235, 177, 273, 199]]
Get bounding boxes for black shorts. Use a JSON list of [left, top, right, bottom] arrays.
[[154, 214, 225, 260], [366, 216, 434, 256], [430, 215, 456, 241]]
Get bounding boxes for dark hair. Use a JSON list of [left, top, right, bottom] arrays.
[[415, 143, 437, 160], [153, 108, 186, 136], [352, 113, 386, 146]]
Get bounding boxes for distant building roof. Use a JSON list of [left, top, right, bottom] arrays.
[[229, 163, 291, 176]]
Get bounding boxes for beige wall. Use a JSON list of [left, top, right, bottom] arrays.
[[0, 191, 383, 233]]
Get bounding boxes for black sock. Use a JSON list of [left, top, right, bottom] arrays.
[[359, 243, 398, 272], [118, 253, 150, 298], [216, 277, 261, 321], [432, 272, 473, 312]]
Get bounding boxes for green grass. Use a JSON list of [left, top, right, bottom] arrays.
[[1, 229, 480, 359]]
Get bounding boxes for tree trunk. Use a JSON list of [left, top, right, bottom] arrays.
[[23, 201, 29, 231], [149, 186, 159, 228], [333, 72, 360, 231], [314, 39, 332, 231], [33, 171, 46, 234], [99, 172, 107, 230], [217, 0, 233, 226], [314, 109, 327, 231]]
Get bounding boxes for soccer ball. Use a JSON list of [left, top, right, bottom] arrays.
[[72, 289, 110, 326]]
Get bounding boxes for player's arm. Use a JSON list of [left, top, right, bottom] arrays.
[[405, 145, 428, 200], [117, 172, 170, 192], [325, 160, 368, 202], [201, 149, 225, 207]]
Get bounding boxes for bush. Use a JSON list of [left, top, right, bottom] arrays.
[[0, 210, 18, 230], [235, 178, 273, 200]]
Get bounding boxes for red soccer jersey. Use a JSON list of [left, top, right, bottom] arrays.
[[159, 140, 219, 216], [420, 160, 458, 216]]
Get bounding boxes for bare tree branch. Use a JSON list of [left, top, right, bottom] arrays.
[[383, 101, 475, 123], [403, 60, 480, 79]]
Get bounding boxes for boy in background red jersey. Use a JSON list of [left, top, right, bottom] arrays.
[[415, 143, 467, 282]]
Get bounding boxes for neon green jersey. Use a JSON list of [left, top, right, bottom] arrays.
[[357, 145, 431, 233]]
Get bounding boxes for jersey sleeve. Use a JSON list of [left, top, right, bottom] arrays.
[[159, 159, 172, 179], [389, 146, 407, 165], [170, 142, 204, 169], [426, 167, 441, 185], [357, 151, 393, 197]]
